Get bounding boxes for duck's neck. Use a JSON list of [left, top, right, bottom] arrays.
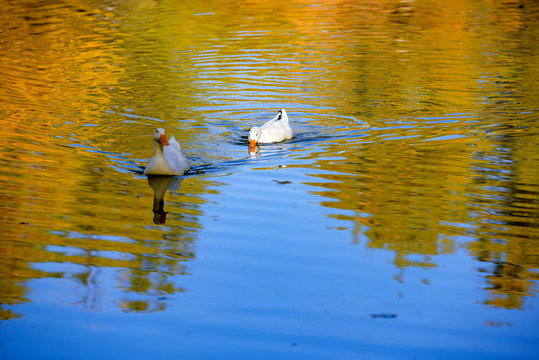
[[153, 140, 165, 159]]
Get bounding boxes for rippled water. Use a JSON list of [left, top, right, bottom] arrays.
[[1, 0, 538, 359]]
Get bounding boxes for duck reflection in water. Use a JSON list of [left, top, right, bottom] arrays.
[[147, 175, 183, 224], [248, 144, 260, 157]]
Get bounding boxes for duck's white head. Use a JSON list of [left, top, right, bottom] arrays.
[[249, 126, 260, 149], [153, 128, 169, 146]]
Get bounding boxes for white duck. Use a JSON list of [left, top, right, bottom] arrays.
[[144, 128, 190, 176], [249, 109, 293, 149]]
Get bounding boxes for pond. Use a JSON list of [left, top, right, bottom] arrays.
[[1, 0, 538, 359]]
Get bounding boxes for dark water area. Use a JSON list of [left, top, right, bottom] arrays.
[[1, 0, 538, 359]]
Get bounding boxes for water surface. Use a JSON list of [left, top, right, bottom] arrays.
[[1, 0, 538, 359]]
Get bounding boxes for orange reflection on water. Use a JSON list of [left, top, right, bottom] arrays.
[[0, 0, 538, 322]]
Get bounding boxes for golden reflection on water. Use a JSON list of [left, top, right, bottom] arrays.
[[0, 0, 538, 323], [301, 116, 539, 309]]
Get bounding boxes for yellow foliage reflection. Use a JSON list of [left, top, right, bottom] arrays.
[[0, 0, 538, 320]]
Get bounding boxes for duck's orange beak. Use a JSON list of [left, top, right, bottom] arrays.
[[249, 139, 256, 151], [160, 134, 169, 146]]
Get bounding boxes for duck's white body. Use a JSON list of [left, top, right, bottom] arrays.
[[144, 128, 190, 176], [249, 109, 293, 147]]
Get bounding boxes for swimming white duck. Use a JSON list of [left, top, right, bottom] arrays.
[[144, 128, 190, 176], [249, 109, 293, 150]]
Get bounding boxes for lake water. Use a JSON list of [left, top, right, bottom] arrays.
[[1, 0, 538, 359]]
